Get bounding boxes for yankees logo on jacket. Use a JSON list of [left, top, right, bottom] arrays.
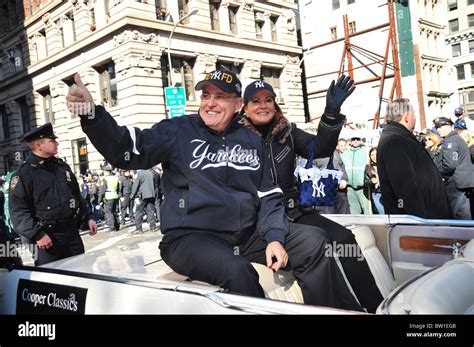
[[81, 106, 288, 244]]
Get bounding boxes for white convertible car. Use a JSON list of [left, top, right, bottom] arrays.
[[0, 215, 473, 314]]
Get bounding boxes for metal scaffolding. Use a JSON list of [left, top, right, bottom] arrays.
[[304, 0, 402, 129]]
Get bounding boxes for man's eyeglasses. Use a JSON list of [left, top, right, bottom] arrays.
[[200, 92, 236, 102]]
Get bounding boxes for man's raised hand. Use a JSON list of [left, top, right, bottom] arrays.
[[66, 73, 95, 117]]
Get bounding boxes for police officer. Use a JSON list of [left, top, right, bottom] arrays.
[[100, 165, 120, 231], [454, 107, 474, 132], [9, 123, 97, 266], [119, 170, 134, 224], [435, 116, 474, 219]]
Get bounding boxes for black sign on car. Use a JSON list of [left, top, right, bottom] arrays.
[[16, 279, 87, 314]]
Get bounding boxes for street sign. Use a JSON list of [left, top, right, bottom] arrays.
[[165, 87, 186, 108], [169, 107, 185, 118]]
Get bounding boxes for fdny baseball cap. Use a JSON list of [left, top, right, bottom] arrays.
[[243, 80, 277, 104], [195, 68, 242, 96], [433, 117, 453, 128], [23, 123, 58, 142], [454, 107, 464, 116]]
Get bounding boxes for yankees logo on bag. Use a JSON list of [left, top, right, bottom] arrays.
[[294, 141, 343, 207]]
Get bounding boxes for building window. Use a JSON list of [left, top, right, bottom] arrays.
[[452, 43, 461, 56], [332, 0, 340, 10], [469, 40, 474, 53], [449, 19, 459, 32], [255, 12, 264, 39], [71, 138, 89, 175], [178, 0, 189, 23], [349, 21, 356, 35], [348, 0, 355, 3], [469, 14, 474, 27], [0, 105, 9, 140], [4, 154, 13, 173], [18, 97, 31, 134], [457, 65, 465, 80], [161, 56, 196, 102], [155, 0, 168, 20], [330, 26, 337, 40], [448, 0, 458, 10], [96, 62, 118, 108], [39, 89, 54, 124], [468, 90, 474, 103], [270, 16, 278, 42], [10, 46, 24, 73], [471, 63, 474, 78], [210, 1, 220, 31], [261, 67, 283, 103], [218, 62, 242, 80], [229, 6, 238, 35]]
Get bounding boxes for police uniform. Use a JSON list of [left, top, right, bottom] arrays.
[[9, 123, 93, 265], [435, 117, 474, 219]]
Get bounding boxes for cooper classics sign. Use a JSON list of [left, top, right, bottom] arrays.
[[16, 279, 87, 314]]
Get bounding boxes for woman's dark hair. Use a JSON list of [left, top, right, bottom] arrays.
[[368, 147, 377, 166]]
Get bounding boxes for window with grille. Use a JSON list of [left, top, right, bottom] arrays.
[[261, 67, 284, 103], [452, 43, 461, 56], [0, 105, 9, 140], [18, 97, 31, 134], [229, 6, 238, 35], [39, 88, 54, 124], [457, 65, 465, 80], [332, 0, 340, 10], [448, 0, 458, 11], [330, 26, 337, 40], [96, 62, 118, 108], [270, 16, 278, 42], [349, 21, 356, 35], [161, 56, 196, 102], [469, 14, 474, 27], [449, 19, 459, 32], [210, 2, 220, 31]]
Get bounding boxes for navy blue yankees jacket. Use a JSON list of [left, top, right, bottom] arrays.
[[81, 106, 288, 244]]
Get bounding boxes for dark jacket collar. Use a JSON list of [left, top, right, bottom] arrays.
[[27, 153, 57, 168], [238, 112, 292, 144], [383, 121, 417, 140]]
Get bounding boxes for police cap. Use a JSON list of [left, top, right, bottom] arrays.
[[454, 107, 464, 116], [433, 117, 453, 128], [23, 123, 58, 142]]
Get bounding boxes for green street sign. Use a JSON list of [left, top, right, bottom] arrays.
[[169, 107, 185, 118], [165, 87, 186, 107]]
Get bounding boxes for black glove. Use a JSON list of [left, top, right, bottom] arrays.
[[324, 74, 356, 117]]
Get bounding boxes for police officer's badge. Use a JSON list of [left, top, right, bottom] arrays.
[[10, 176, 19, 191], [66, 171, 71, 182]]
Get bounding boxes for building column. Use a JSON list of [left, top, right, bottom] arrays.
[[240, 59, 261, 89], [282, 56, 305, 123], [112, 29, 165, 121], [236, 0, 256, 39], [43, 13, 62, 54], [194, 53, 218, 83], [262, 11, 272, 41], [71, 0, 92, 40], [219, 1, 231, 33], [276, 9, 297, 46]]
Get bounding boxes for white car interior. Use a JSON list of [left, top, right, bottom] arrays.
[[1, 215, 473, 314]]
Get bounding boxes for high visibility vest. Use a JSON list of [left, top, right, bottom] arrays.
[[104, 176, 119, 200]]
